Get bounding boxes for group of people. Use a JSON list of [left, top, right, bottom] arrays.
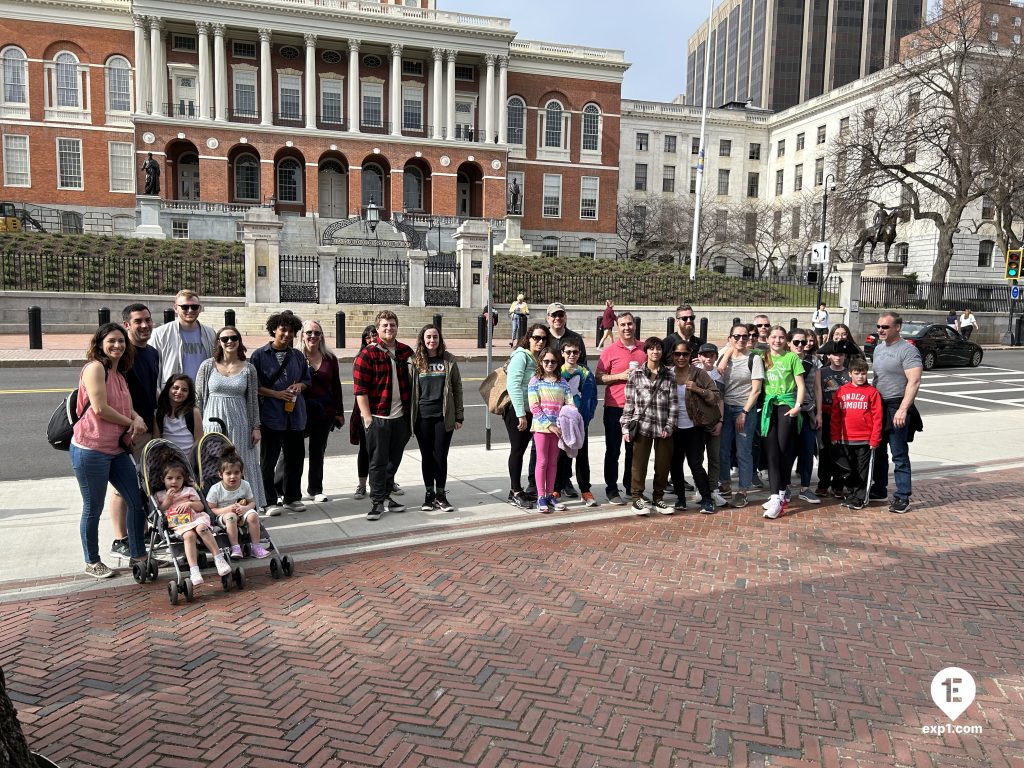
[[945, 308, 980, 339]]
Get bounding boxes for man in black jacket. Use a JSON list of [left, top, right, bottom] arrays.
[[661, 304, 703, 360], [545, 302, 588, 368]]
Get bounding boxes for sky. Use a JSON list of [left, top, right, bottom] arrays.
[[455, 0, 711, 102]]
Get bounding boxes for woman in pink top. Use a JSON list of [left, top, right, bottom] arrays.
[[71, 323, 149, 579]]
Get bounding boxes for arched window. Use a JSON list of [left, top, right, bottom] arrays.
[[403, 166, 424, 211], [543, 100, 563, 148], [581, 104, 601, 152], [55, 52, 81, 108], [506, 96, 525, 145], [541, 236, 559, 257], [362, 163, 384, 208], [1, 47, 27, 104], [234, 153, 260, 201], [276, 158, 303, 203], [105, 56, 131, 112]]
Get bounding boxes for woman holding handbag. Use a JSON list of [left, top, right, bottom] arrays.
[[670, 340, 722, 514]]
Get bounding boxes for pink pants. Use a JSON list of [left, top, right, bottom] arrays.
[[533, 431, 561, 497]]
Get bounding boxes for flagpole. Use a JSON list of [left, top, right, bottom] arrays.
[[689, 0, 716, 280]]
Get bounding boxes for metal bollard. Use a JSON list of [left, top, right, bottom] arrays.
[[224, 308, 236, 327], [733, 317, 741, 329], [790, 317, 798, 331], [699, 317, 709, 343], [163, 307, 175, 324], [477, 314, 487, 348], [27, 306, 42, 350], [665, 317, 674, 336], [98, 307, 111, 326], [335, 310, 346, 348], [595, 316, 602, 348], [432, 313, 442, 333], [634, 316, 642, 338]]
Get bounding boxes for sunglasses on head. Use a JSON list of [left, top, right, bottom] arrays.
[[219, 335, 241, 343], [177, 303, 200, 312], [732, 333, 750, 340], [304, 330, 322, 337]]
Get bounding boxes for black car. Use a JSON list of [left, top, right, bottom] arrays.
[[863, 322, 983, 370]]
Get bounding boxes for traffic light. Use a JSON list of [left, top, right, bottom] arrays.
[[1007, 249, 1023, 281]]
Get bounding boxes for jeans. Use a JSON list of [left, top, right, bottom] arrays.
[[414, 415, 454, 491], [720, 404, 756, 490], [366, 416, 411, 503], [603, 405, 633, 497], [796, 412, 818, 488], [261, 428, 306, 505], [871, 401, 912, 499], [70, 444, 145, 564]]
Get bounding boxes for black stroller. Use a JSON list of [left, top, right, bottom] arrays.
[[194, 427, 294, 580]]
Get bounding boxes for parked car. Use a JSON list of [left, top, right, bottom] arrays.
[[864, 322, 983, 370]]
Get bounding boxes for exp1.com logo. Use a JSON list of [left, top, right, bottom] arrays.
[[923, 667, 983, 735]]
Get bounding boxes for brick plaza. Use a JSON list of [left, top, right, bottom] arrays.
[[3, 471, 1022, 767]]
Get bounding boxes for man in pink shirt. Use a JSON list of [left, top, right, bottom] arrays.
[[596, 312, 647, 504]]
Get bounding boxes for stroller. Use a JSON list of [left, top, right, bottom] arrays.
[[194, 427, 294, 581], [138, 438, 246, 604]]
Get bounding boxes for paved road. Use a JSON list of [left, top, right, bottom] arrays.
[[4, 351, 1024, 482]]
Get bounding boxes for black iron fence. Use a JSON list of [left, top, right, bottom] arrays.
[[335, 256, 408, 304], [279, 254, 319, 303], [425, 253, 459, 307], [860, 278, 1011, 313], [0, 251, 244, 295], [493, 266, 841, 307]]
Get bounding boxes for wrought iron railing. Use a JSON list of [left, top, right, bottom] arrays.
[[860, 278, 1011, 313], [335, 256, 408, 304], [279, 254, 319, 303], [425, 253, 460, 307]]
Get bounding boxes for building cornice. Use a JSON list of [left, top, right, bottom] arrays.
[[0, 0, 132, 28]]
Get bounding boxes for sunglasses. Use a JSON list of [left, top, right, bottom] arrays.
[[549, 312, 566, 318], [876, 324, 891, 330], [541, 359, 559, 365], [755, 323, 770, 328], [732, 334, 750, 340], [530, 335, 548, 342], [177, 304, 201, 312], [219, 335, 241, 343], [563, 349, 580, 355], [791, 339, 807, 346], [672, 351, 689, 357], [304, 330, 322, 337], [677, 315, 695, 322]]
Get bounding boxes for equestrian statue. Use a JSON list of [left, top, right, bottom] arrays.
[[852, 205, 898, 262]]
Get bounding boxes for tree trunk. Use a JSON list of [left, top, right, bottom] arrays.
[[927, 210, 964, 310], [0, 667, 35, 768]]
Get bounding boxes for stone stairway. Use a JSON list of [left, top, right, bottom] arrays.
[[279, 215, 319, 256]]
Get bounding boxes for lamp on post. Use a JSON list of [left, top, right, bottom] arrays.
[[817, 173, 837, 308], [365, 198, 381, 259]]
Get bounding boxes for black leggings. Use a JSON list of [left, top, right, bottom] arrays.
[[357, 440, 369, 478], [671, 427, 712, 503], [414, 415, 454, 491], [503, 408, 533, 492], [764, 405, 798, 494]]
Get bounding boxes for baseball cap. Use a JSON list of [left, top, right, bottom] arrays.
[[698, 342, 718, 356], [547, 302, 566, 315]]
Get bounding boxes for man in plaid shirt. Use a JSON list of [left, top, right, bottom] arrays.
[[353, 310, 413, 520]]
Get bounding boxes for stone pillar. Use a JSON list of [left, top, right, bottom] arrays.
[[497, 214, 530, 256], [197, 21, 212, 120], [133, 195, 166, 239], [484, 54, 495, 143], [304, 34, 317, 129], [497, 55, 508, 144], [213, 23, 227, 121], [390, 43, 402, 137], [431, 48, 443, 140], [149, 18, 166, 116], [453, 219, 489, 308], [348, 39, 360, 133], [408, 249, 427, 307], [241, 206, 284, 304], [133, 15, 150, 114], [445, 50, 457, 139], [259, 28, 272, 126], [835, 260, 864, 336], [317, 245, 337, 304]]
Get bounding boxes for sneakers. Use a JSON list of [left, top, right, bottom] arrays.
[[700, 499, 716, 514], [189, 566, 204, 586], [229, 545, 243, 560], [421, 490, 436, 511], [522, 487, 539, 502], [367, 502, 384, 521], [711, 489, 728, 507], [561, 483, 579, 498], [752, 472, 764, 489], [582, 492, 599, 507], [607, 493, 629, 506], [831, 487, 846, 498], [551, 496, 567, 512], [762, 494, 783, 520], [312, 493, 329, 503], [386, 496, 406, 513], [214, 555, 231, 577], [869, 490, 888, 501], [390, 483, 404, 496], [265, 505, 284, 517], [508, 491, 532, 509], [537, 496, 551, 514], [84, 561, 114, 579], [718, 483, 732, 498], [632, 498, 650, 516], [673, 498, 687, 511], [842, 494, 866, 510], [285, 501, 306, 512], [250, 543, 270, 559], [731, 492, 748, 508], [889, 496, 911, 514], [782, 488, 792, 504], [434, 491, 454, 512], [354, 484, 368, 499], [652, 499, 673, 515], [798, 488, 821, 504], [109, 538, 130, 559]]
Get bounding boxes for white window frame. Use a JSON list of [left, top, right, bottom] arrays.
[[361, 80, 383, 127], [506, 96, 525, 147], [794, 164, 803, 192], [2, 134, 30, 187], [581, 103, 601, 156], [55, 136, 83, 190], [541, 236, 559, 257], [233, 153, 260, 201], [580, 176, 599, 220], [537, 99, 569, 161], [46, 51, 90, 121], [1, 47, 29, 118], [171, 218, 189, 239], [107, 141, 134, 192], [579, 238, 597, 259], [104, 55, 133, 116], [542, 173, 562, 218], [401, 83, 423, 131], [319, 75, 344, 125], [278, 72, 302, 120], [276, 157, 303, 203], [232, 66, 257, 118]]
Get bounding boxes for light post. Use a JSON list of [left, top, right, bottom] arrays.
[[817, 173, 836, 308], [365, 197, 381, 259]]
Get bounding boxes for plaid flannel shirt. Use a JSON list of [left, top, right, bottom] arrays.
[[620, 364, 678, 438], [352, 341, 413, 417]]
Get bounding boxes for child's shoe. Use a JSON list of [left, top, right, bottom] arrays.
[[214, 554, 231, 577], [229, 545, 243, 560], [250, 543, 270, 559], [189, 566, 204, 586]]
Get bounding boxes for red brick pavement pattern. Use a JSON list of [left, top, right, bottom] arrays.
[[3, 474, 1024, 767]]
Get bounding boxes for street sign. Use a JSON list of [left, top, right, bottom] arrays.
[[811, 241, 830, 264], [1012, 284, 1021, 300]]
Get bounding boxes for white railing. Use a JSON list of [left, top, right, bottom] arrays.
[[260, 0, 511, 29], [511, 39, 625, 62], [161, 200, 255, 214], [43, 107, 91, 123]]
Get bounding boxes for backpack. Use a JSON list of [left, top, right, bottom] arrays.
[[46, 388, 89, 451], [478, 362, 511, 416]]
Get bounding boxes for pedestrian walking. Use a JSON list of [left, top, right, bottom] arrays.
[[958, 309, 978, 340], [598, 300, 616, 348], [509, 293, 529, 347], [812, 303, 830, 346]]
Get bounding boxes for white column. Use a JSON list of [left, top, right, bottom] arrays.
[[149, 17, 166, 116], [389, 43, 402, 136], [213, 23, 227, 121], [259, 28, 272, 126], [497, 55, 508, 144], [304, 33, 317, 129], [431, 48, 443, 140], [133, 15, 150, 114], [484, 54, 495, 143], [445, 49, 457, 139], [197, 21, 212, 120], [348, 39, 360, 132]]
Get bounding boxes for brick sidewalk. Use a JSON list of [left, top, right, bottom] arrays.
[[3, 473, 1023, 767]]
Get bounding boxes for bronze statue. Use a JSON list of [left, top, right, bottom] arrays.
[[142, 152, 161, 196], [507, 179, 521, 215], [853, 205, 897, 261]]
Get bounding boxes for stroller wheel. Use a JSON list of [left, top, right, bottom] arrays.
[[281, 556, 295, 577], [132, 562, 147, 584], [168, 580, 179, 605], [221, 574, 232, 592], [148, 559, 159, 581], [183, 579, 194, 603], [269, 557, 282, 580], [233, 567, 245, 590]]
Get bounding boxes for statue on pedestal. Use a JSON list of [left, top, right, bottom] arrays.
[[853, 204, 897, 262], [507, 179, 521, 215], [142, 152, 161, 196]]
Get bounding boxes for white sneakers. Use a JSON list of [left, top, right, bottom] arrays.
[[762, 494, 783, 520]]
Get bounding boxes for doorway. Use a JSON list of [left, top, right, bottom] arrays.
[[318, 162, 348, 218]]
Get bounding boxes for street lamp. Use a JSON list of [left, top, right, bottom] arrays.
[[817, 173, 837, 308], [365, 198, 380, 234]]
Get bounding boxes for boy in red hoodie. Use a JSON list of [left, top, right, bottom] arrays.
[[830, 358, 883, 510]]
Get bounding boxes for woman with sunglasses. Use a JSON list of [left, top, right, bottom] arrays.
[[790, 328, 824, 505], [505, 323, 549, 508], [528, 347, 573, 513], [759, 326, 806, 520], [715, 324, 764, 508], [349, 325, 378, 499], [195, 326, 266, 509], [299, 320, 344, 503]]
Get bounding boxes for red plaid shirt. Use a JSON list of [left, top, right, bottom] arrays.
[[352, 341, 413, 416]]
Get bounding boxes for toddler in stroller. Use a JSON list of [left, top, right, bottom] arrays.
[[206, 450, 270, 560]]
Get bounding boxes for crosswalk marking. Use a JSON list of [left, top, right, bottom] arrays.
[[913, 397, 989, 411]]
